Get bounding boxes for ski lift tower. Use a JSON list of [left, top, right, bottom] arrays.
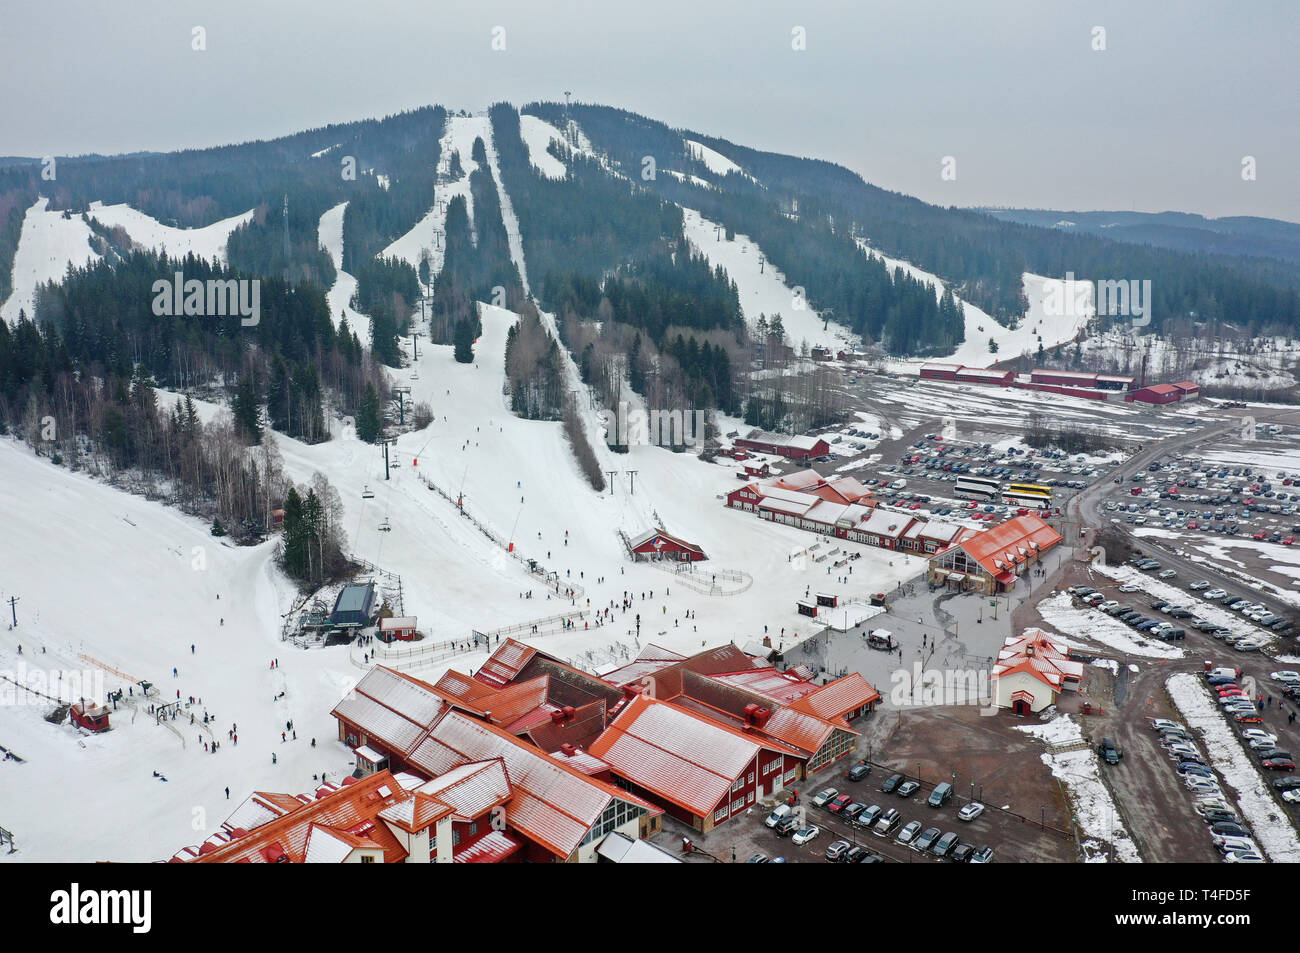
[[380, 435, 398, 480], [392, 385, 412, 426]]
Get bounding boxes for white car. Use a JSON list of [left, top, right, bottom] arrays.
[[1204, 589, 1227, 600], [1118, 584, 1141, 593], [791, 824, 821, 846], [1189, 580, 1211, 590], [811, 788, 838, 808], [1224, 850, 1265, 863], [1158, 570, 1178, 579], [1282, 789, 1300, 805], [957, 801, 985, 822], [1242, 728, 1276, 742], [1233, 640, 1265, 653], [1269, 671, 1300, 683], [1184, 777, 1220, 793], [1248, 736, 1279, 750], [1213, 834, 1257, 853], [1152, 719, 1185, 732]]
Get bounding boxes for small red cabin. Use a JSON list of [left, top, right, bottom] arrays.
[[70, 701, 111, 732]]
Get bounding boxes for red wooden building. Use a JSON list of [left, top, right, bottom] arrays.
[[70, 701, 111, 732], [628, 529, 707, 562]]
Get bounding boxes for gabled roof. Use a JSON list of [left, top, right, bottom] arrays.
[[787, 673, 882, 721], [408, 711, 660, 858], [414, 759, 512, 822], [188, 772, 411, 864], [474, 639, 538, 689], [949, 515, 1063, 575], [331, 665, 452, 759], [588, 695, 798, 817]]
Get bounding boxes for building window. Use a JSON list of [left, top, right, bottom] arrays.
[[468, 821, 478, 837], [748, 772, 754, 784], [360, 855, 374, 864], [453, 830, 461, 847]]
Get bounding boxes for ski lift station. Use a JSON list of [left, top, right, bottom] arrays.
[[330, 581, 376, 628]]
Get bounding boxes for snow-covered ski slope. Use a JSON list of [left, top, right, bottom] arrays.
[[1, 198, 100, 323], [380, 114, 490, 290], [86, 201, 253, 263], [518, 115, 569, 180], [2, 196, 253, 324], [317, 201, 371, 348], [682, 208, 857, 354], [856, 238, 1093, 369]]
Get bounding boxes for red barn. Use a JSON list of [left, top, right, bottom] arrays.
[[955, 367, 1015, 386], [629, 529, 707, 562], [920, 362, 961, 381], [1172, 381, 1200, 401], [1095, 374, 1136, 392], [734, 430, 830, 460], [1127, 384, 1183, 405]]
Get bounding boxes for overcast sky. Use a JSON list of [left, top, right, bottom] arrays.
[[4, 0, 1297, 221]]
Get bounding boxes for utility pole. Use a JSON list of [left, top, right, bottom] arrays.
[[6, 595, 16, 627], [282, 194, 291, 282]]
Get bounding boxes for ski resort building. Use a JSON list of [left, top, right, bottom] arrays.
[[726, 468, 974, 555], [331, 582, 376, 627], [733, 430, 831, 460], [926, 514, 1063, 594], [627, 529, 707, 562], [991, 628, 1083, 714], [69, 701, 111, 732], [379, 616, 418, 642]]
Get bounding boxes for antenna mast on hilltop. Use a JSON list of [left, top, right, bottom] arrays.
[[563, 90, 575, 146]]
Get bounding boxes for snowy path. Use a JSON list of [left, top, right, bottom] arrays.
[[317, 202, 371, 348], [1, 198, 100, 323]]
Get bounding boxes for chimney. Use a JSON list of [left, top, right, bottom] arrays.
[[560, 743, 576, 757]]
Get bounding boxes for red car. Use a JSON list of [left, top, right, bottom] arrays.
[[1262, 757, 1295, 772], [909, 503, 922, 510], [1187, 522, 1199, 530], [1283, 538, 1295, 546], [1234, 712, 1263, 724], [966, 501, 978, 509], [1254, 532, 1267, 541], [828, 793, 854, 813]]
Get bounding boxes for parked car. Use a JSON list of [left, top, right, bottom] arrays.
[[811, 788, 839, 808], [969, 846, 994, 864], [1098, 737, 1123, 764], [897, 780, 921, 799], [895, 820, 923, 845], [873, 808, 901, 836], [764, 804, 792, 828], [846, 762, 872, 782], [927, 782, 953, 807], [932, 831, 962, 858], [912, 827, 942, 852], [880, 773, 903, 794], [791, 824, 821, 846], [827, 793, 854, 813], [957, 801, 985, 822], [825, 839, 852, 862]]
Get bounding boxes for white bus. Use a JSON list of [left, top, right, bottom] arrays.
[[1003, 490, 1051, 510], [954, 476, 1001, 503]]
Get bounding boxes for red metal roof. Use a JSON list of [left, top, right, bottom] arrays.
[[946, 515, 1063, 577], [787, 673, 881, 721]]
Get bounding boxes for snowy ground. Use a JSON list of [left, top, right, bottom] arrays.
[[1, 164, 926, 861], [1077, 329, 1298, 393], [1016, 715, 1142, 862], [1166, 673, 1300, 862], [518, 115, 568, 180], [86, 201, 252, 263], [1097, 564, 1277, 643], [317, 202, 371, 349], [858, 236, 1093, 370], [1036, 591, 1183, 659], [682, 207, 858, 354], [1, 197, 100, 323], [683, 138, 746, 179]]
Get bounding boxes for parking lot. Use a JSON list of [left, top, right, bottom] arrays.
[[663, 704, 1079, 863]]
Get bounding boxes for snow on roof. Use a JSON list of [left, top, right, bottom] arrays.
[[917, 521, 962, 543], [380, 616, 417, 629], [454, 829, 524, 863], [787, 673, 882, 721], [415, 759, 512, 821], [588, 695, 790, 816], [354, 744, 388, 764], [951, 515, 1063, 575], [709, 667, 820, 705], [475, 639, 537, 688], [548, 747, 609, 775], [304, 824, 367, 863], [861, 508, 913, 537], [414, 711, 660, 858]]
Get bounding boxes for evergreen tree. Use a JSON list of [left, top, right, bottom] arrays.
[[357, 382, 383, 443], [453, 318, 475, 363], [233, 373, 262, 443]]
